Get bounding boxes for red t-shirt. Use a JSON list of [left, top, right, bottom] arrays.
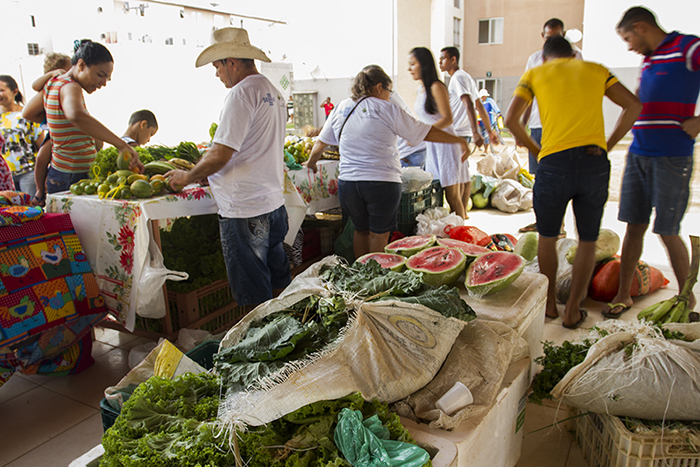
[[323, 102, 334, 116]]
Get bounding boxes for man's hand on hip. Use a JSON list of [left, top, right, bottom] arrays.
[[682, 116, 700, 139]]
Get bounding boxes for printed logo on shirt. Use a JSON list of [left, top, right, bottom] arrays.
[[262, 93, 275, 106]]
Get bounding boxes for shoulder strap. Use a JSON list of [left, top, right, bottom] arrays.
[[338, 96, 369, 143]]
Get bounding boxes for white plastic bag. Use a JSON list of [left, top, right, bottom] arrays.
[[401, 167, 433, 193], [476, 147, 521, 180], [136, 238, 188, 319], [490, 179, 533, 213], [416, 207, 464, 237], [176, 328, 212, 352]]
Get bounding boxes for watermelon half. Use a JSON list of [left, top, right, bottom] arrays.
[[436, 238, 491, 266], [406, 246, 467, 286], [356, 253, 406, 272], [385, 235, 436, 257], [465, 251, 525, 297]]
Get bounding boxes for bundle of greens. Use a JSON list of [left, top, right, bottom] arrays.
[[147, 145, 177, 161], [320, 260, 477, 322], [160, 215, 227, 293], [175, 141, 202, 163]]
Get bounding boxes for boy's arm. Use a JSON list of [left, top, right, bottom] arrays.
[[31, 70, 63, 92]]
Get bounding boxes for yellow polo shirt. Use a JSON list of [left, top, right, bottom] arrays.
[[513, 58, 618, 160]]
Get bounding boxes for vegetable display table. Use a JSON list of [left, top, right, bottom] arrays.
[[285, 159, 340, 215]]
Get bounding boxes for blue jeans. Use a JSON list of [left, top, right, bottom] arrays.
[[618, 152, 693, 236], [528, 128, 542, 175], [400, 148, 427, 169], [533, 145, 610, 242], [218, 205, 291, 306], [46, 167, 89, 194]]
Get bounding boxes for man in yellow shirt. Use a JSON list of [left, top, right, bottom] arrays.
[[505, 36, 641, 329]]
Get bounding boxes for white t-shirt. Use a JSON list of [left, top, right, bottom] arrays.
[[390, 92, 427, 158], [210, 74, 286, 218], [447, 69, 480, 137], [526, 48, 583, 129], [318, 96, 430, 183]]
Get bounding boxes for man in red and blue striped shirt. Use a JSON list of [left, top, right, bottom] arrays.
[[605, 6, 700, 318]]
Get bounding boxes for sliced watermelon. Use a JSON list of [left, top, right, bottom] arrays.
[[465, 251, 525, 296], [356, 253, 406, 272], [406, 246, 467, 286], [436, 238, 490, 266], [385, 235, 436, 257]]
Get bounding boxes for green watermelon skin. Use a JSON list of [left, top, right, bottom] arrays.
[[465, 251, 525, 296], [385, 235, 436, 257], [355, 253, 406, 272], [436, 238, 490, 266], [406, 246, 466, 286]]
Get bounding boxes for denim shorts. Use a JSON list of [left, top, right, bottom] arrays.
[[400, 148, 426, 169], [528, 128, 542, 175], [218, 205, 291, 306], [46, 167, 89, 194], [338, 180, 402, 233], [618, 152, 693, 236], [533, 145, 610, 242]]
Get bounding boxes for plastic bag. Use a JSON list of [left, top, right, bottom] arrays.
[[476, 147, 521, 180], [444, 225, 489, 245], [415, 207, 464, 237], [136, 238, 188, 319], [334, 408, 430, 467], [490, 179, 532, 213], [470, 174, 499, 198], [401, 167, 433, 193]]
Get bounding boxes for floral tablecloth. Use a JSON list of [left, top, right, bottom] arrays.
[[286, 160, 340, 215]]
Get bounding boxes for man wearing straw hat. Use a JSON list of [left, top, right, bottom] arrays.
[[167, 28, 291, 307]]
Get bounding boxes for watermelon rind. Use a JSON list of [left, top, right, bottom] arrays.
[[355, 253, 406, 272], [436, 238, 490, 266], [405, 246, 467, 286], [465, 251, 525, 297], [385, 235, 437, 257]]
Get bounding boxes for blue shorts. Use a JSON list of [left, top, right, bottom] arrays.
[[528, 128, 542, 175], [533, 145, 610, 242], [338, 180, 402, 234], [400, 148, 426, 169], [218, 205, 291, 306], [46, 167, 89, 194], [618, 152, 693, 236]]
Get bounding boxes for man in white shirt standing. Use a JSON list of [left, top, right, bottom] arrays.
[[439, 46, 499, 217], [167, 28, 291, 307], [519, 18, 583, 234]]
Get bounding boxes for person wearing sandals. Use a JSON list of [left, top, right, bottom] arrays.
[[505, 36, 641, 329], [306, 65, 469, 258]]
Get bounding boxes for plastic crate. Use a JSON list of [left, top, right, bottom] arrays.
[[397, 180, 444, 236], [167, 279, 247, 335], [302, 228, 321, 261], [574, 411, 700, 467]]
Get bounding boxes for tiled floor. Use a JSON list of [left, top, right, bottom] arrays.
[[1, 200, 699, 467]]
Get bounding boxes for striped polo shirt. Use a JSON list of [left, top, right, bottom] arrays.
[[630, 31, 700, 158], [43, 76, 96, 173]]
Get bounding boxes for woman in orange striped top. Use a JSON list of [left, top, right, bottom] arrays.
[[40, 40, 142, 194]]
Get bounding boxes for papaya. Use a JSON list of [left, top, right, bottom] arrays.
[[130, 179, 154, 198], [115, 169, 133, 180], [127, 173, 148, 184], [150, 179, 165, 194], [165, 176, 184, 193], [149, 174, 166, 182], [106, 173, 119, 185], [116, 152, 132, 171], [120, 187, 133, 199]]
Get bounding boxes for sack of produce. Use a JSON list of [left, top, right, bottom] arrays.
[[588, 257, 669, 302], [217, 256, 472, 429], [490, 179, 533, 213], [393, 320, 529, 430], [401, 166, 433, 193], [415, 207, 464, 237], [551, 321, 700, 420]]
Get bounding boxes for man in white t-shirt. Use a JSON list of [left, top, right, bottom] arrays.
[[439, 46, 499, 216], [167, 28, 291, 307]]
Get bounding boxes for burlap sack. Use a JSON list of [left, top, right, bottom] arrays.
[[393, 320, 529, 430], [552, 321, 700, 420]]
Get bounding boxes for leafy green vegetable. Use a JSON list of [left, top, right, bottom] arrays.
[[92, 145, 154, 176], [529, 339, 592, 405], [209, 122, 218, 141], [147, 145, 177, 161], [135, 146, 154, 164], [176, 141, 202, 163]]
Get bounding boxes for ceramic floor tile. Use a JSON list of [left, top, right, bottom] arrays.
[[0, 375, 37, 405], [4, 412, 103, 467], [517, 403, 574, 467], [0, 386, 96, 465], [93, 326, 139, 348], [42, 347, 130, 409], [91, 340, 118, 359], [118, 336, 157, 352]]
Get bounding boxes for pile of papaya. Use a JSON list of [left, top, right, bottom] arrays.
[[70, 155, 196, 200]]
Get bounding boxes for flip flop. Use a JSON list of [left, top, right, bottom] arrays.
[[519, 222, 537, 233], [601, 302, 631, 319], [563, 309, 588, 329]]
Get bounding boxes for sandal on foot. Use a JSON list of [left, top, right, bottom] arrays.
[[519, 222, 537, 233], [601, 302, 631, 319], [563, 309, 588, 329]]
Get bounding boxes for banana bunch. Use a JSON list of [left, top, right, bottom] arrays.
[[637, 295, 696, 324], [518, 168, 534, 189], [169, 158, 196, 171], [143, 160, 176, 175], [638, 235, 699, 325]]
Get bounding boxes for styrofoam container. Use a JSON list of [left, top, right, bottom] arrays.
[[458, 271, 547, 380], [403, 357, 531, 467]]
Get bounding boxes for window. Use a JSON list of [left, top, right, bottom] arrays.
[[30, 15, 36, 27], [27, 43, 40, 55], [182, 38, 187, 45], [128, 32, 133, 41], [454, 0, 460, 7], [478, 18, 504, 44], [165, 37, 174, 45], [453, 18, 461, 47]]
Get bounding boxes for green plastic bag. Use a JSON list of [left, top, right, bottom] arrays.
[[334, 408, 430, 467], [334, 218, 355, 264], [284, 149, 303, 170]]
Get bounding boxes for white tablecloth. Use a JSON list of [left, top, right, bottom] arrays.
[[286, 160, 340, 215]]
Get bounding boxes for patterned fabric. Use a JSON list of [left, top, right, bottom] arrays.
[[631, 31, 700, 158], [0, 213, 107, 387], [0, 133, 15, 191], [44, 76, 97, 173], [0, 190, 32, 206], [1, 110, 42, 175], [0, 206, 44, 226]]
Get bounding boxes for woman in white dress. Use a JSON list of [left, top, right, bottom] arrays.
[[409, 47, 468, 218]]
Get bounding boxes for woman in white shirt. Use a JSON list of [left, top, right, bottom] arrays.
[[307, 65, 468, 258]]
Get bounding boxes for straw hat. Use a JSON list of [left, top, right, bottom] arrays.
[[195, 27, 271, 67]]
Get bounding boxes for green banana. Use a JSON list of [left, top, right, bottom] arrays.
[[666, 299, 687, 324], [637, 302, 662, 321], [143, 161, 176, 175], [649, 298, 676, 324]]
